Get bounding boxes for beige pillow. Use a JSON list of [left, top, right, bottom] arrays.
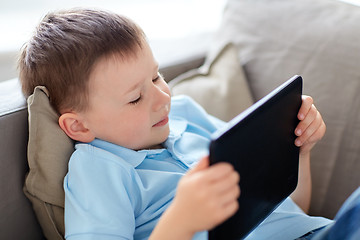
[[24, 86, 74, 239], [209, 0, 360, 218], [170, 43, 254, 122]]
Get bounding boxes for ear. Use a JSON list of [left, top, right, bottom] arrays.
[[58, 112, 95, 143]]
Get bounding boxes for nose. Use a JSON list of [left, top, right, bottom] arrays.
[[152, 82, 171, 112]]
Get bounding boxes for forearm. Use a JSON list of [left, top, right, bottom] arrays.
[[149, 204, 194, 240], [149, 157, 239, 240], [290, 152, 312, 213]]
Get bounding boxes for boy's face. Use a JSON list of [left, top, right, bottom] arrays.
[[81, 42, 171, 150]]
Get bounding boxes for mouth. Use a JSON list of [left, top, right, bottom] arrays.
[[153, 116, 169, 127]]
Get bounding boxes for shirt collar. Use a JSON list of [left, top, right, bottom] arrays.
[[167, 116, 187, 139], [89, 139, 147, 168]]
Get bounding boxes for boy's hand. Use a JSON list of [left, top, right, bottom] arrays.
[[170, 156, 240, 236], [294, 95, 326, 157], [290, 95, 325, 212]]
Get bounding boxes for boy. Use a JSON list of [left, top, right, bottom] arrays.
[[18, 8, 359, 240]]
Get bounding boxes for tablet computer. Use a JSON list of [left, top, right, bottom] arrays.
[[208, 75, 303, 240]]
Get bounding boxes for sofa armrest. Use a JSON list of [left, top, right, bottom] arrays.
[[0, 79, 45, 239]]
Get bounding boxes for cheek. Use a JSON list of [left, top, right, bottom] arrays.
[[121, 110, 151, 133], [103, 113, 147, 145], [117, 111, 153, 147]]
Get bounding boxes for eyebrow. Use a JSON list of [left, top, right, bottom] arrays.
[[125, 81, 142, 95]]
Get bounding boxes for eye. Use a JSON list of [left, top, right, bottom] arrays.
[[129, 95, 141, 105], [152, 72, 163, 83], [152, 75, 159, 83]]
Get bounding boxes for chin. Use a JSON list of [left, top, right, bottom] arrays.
[[138, 135, 170, 150], [153, 129, 170, 148], [162, 127, 170, 141]]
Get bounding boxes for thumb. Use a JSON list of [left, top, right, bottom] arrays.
[[188, 155, 209, 175]]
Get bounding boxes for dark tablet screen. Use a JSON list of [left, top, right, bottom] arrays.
[[209, 75, 303, 240]]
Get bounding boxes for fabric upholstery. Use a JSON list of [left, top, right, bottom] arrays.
[[0, 79, 45, 239], [24, 86, 74, 239]]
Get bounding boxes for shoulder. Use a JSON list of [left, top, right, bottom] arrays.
[[68, 143, 136, 183], [170, 95, 206, 116], [71, 143, 124, 165], [170, 95, 212, 124], [64, 143, 140, 239], [65, 142, 142, 207]]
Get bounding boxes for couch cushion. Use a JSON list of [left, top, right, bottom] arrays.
[[170, 43, 254, 121], [0, 79, 44, 239], [24, 86, 74, 239], [209, 0, 360, 218]]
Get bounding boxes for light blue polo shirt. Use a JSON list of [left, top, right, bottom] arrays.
[[64, 95, 332, 240]]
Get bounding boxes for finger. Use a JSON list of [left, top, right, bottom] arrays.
[[211, 170, 240, 194], [295, 104, 318, 136], [306, 120, 326, 144], [210, 199, 239, 227], [296, 110, 321, 143], [188, 155, 209, 175], [296, 118, 326, 147], [219, 183, 241, 206], [295, 114, 320, 146], [298, 124, 326, 154], [297, 95, 313, 120], [221, 197, 239, 220], [204, 162, 236, 182]]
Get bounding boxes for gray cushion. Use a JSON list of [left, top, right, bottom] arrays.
[[0, 79, 44, 239]]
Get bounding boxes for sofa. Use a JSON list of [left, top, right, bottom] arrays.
[[1, 0, 360, 239]]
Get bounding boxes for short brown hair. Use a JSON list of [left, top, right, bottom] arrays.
[[18, 8, 146, 113]]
